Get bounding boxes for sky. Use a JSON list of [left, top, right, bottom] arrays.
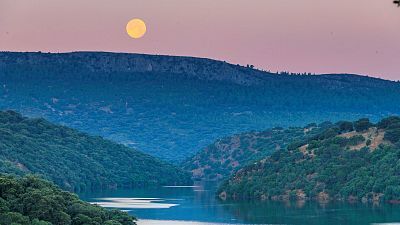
[[0, 0, 399, 80]]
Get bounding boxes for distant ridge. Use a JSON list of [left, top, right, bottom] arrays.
[[0, 51, 395, 86], [0, 51, 399, 161], [0, 51, 269, 86]]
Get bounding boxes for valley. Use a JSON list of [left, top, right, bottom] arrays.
[[1, 52, 400, 161], [2, 1, 399, 224], [0, 52, 399, 224]]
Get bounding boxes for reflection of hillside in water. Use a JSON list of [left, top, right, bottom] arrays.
[[81, 182, 400, 224], [221, 200, 400, 225], [137, 220, 239, 225]]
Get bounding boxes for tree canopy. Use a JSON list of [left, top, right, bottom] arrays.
[[0, 111, 191, 192], [183, 124, 330, 181], [1, 52, 400, 161], [218, 117, 400, 203], [0, 175, 136, 225]]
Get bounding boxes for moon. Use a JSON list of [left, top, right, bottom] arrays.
[[126, 19, 147, 39]]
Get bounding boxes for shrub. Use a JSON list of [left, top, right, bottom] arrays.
[[337, 121, 354, 133], [354, 118, 373, 132], [377, 116, 400, 129], [384, 128, 400, 143]]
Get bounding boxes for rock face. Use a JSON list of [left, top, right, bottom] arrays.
[[0, 51, 397, 88], [1, 51, 400, 162], [0, 51, 270, 86]]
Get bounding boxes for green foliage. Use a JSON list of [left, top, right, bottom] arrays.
[[0, 175, 136, 225], [337, 121, 354, 133], [218, 117, 400, 202], [347, 135, 365, 146], [379, 116, 400, 144], [385, 129, 400, 143], [377, 116, 400, 129], [354, 118, 373, 132], [182, 126, 327, 181], [0, 111, 191, 191], [1, 52, 400, 161]]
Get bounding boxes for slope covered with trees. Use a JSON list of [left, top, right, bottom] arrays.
[[0, 175, 136, 225], [182, 124, 330, 181], [1, 52, 400, 161], [0, 111, 191, 192], [218, 117, 400, 202]]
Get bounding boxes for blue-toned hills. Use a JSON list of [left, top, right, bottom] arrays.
[[1, 52, 399, 161], [0, 111, 191, 191]]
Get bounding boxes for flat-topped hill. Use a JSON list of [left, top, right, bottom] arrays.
[[0, 52, 399, 161]]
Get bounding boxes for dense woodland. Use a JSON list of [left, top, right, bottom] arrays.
[[218, 117, 400, 202], [1, 52, 400, 161], [0, 175, 136, 225], [182, 124, 330, 181], [0, 111, 191, 192]]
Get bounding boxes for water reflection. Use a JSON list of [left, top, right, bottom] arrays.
[[137, 220, 243, 225], [91, 198, 179, 209], [220, 200, 400, 225], [80, 183, 400, 225]]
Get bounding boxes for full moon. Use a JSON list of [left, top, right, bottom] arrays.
[[126, 19, 147, 39]]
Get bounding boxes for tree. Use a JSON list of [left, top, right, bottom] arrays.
[[337, 121, 354, 133], [384, 128, 400, 143], [354, 118, 373, 132], [377, 116, 400, 129], [0, 175, 136, 225], [217, 117, 400, 202]]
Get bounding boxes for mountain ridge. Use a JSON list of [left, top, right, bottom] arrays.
[[0, 51, 397, 85], [0, 51, 399, 161]]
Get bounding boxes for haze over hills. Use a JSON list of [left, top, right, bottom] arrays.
[[0, 111, 191, 192], [0, 51, 399, 161], [218, 117, 400, 202]]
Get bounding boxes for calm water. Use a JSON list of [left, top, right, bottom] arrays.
[[80, 183, 400, 225]]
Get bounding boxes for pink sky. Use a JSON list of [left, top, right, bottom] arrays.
[[0, 0, 399, 80]]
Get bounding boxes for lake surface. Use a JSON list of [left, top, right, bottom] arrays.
[[80, 183, 400, 225]]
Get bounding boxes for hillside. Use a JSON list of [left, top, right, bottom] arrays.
[[0, 175, 136, 225], [182, 124, 330, 181], [218, 117, 400, 202], [0, 111, 191, 191], [1, 52, 400, 161]]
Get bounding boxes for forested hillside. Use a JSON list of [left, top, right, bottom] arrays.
[[0, 175, 136, 225], [182, 124, 329, 181], [218, 117, 400, 202], [0, 111, 191, 191], [1, 52, 400, 161]]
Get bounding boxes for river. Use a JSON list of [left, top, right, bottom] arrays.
[[80, 183, 400, 225]]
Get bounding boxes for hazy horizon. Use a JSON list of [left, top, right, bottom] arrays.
[[1, 0, 399, 80]]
